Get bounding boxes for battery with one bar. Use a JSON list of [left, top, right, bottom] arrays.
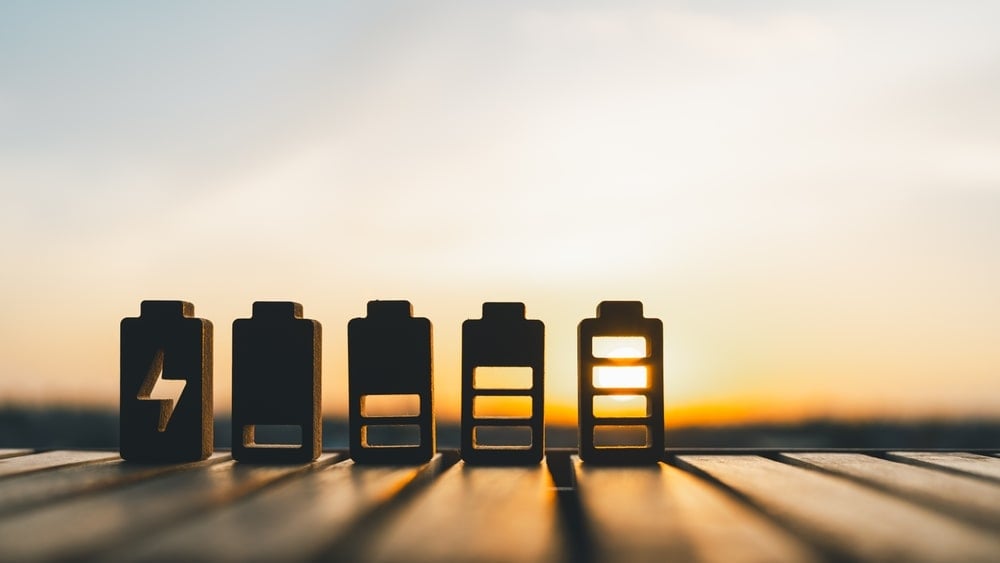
[[232, 301, 321, 463]]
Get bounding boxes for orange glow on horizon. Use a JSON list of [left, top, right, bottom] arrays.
[[1, 2, 999, 439]]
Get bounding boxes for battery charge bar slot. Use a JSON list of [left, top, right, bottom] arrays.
[[593, 395, 649, 418], [591, 336, 648, 358], [472, 426, 533, 450], [473, 396, 533, 419], [473, 366, 534, 390], [361, 394, 421, 418], [593, 425, 650, 449], [242, 425, 303, 449], [362, 424, 421, 448]]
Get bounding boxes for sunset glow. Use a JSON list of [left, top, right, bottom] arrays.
[[1, 2, 998, 428]]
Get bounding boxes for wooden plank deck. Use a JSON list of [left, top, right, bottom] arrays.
[[676, 454, 1000, 562], [0, 450, 996, 562], [886, 451, 1000, 482], [0, 449, 33, 461]]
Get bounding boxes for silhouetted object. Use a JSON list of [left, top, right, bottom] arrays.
[[348, 300, 434, 464], [578, 301, 663, 464], [462, 303, 544, 464], [120, 300, 213, 462], [232, 302, 321, 463]]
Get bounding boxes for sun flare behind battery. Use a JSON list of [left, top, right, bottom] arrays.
[[592, 340, 648, 400]]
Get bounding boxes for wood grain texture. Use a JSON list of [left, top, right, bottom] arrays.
[[782, 453, 1000, 531], [352, 460, 565, 563], [0, 449, 33, 460], [0, 454, 337, 561], [0, 450, 995, 561], [0, 450, 117, 479], [574, 458, 820, 563], [677, 455, 1000, 563], [121, 455, 442, 562], [887, 452, 1000, 482], [0, 453, 228, 518]]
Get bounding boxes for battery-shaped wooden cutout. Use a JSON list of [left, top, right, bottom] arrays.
[[462, 302, 544, 465], [232, 301, 321, 463], [348, 300, 434, 464], [578, 301, 663, 464], [120, 300, 213, 462]]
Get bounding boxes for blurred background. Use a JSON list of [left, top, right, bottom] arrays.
[[1, 1, 997, 449]]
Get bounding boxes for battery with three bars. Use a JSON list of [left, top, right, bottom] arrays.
[[462, 302, 545, 465]]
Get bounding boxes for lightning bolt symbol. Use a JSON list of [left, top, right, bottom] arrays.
[[137, 349, 187, 432]]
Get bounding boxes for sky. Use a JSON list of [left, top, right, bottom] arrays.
[[1, 1, 998, 426]]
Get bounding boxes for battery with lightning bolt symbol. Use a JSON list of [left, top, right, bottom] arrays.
[[120, 300, 213, 462]]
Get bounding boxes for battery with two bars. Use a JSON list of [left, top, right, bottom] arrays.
[[348, 300, 434, 464]]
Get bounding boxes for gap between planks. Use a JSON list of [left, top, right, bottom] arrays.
[[0, 453, 230, 518], [0, 449, 34, 461], [338, 459, 566, 563], [677, 454, 1000, 563], [0, 454, 340, 561], [2, 450, 997, 562], [0, 450, 118, 479], [886, 451, 1000, 483], [116, 454, 449, 562], [572, 456, 822, 563], [780, 452, 1000, 532]]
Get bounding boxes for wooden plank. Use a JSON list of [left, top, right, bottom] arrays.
[[349, 460, 565, 563], [574, 457, 820, 563], [119, 455, 444, 561], [887, 452, 1000, 482], [0, 450, 117, 478], [0, 454, 338, 561], [0, 453, 229, 518], [0, 449, 33, 460], [677, 455, 1000, 563], [782, 453, 1000, 531]]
